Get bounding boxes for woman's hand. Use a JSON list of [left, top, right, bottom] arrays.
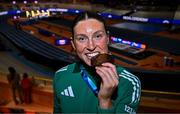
[[95, 62, 119, 109]]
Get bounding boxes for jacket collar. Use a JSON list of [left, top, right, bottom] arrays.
[[72, 62, 81, 73], [72, 61, 95, 74]]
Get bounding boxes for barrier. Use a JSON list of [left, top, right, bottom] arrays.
[[0, 71, 53, 109]]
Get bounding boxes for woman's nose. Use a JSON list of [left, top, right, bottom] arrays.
[[87, 39, 96, 51]]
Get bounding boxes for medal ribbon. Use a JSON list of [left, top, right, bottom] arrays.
[[80, 65, 98, 95]]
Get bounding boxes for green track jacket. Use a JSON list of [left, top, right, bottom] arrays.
[[53, 62, 141, 113]]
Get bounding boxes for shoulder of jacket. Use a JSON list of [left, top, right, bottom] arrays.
[[115, 65, 140, 84], [54, 63, 76, 82], [55, 63, 76, 74], [55, 65, 68, 74], [119, 69, 140, 86]]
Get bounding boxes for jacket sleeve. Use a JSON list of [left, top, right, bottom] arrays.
[[53, 74, 61, 113], [98, 71, 141, 113], [115, 85, 141, 114]]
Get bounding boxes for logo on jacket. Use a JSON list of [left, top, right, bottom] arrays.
[[61, 86, 74, 97]]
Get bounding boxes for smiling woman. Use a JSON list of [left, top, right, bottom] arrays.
[[53, 11, 141, 113], [72, 18, 109, 66]]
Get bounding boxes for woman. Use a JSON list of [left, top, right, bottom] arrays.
[[53, 11, 141, 113]]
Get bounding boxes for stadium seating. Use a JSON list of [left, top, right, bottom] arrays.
[[0, 22, 76, 63]]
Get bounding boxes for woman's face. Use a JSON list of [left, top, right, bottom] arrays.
[[72, 19, 109, 66]]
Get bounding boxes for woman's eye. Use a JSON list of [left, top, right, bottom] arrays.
[[76, 37, 87, 42], [95, 34, 103, 39]]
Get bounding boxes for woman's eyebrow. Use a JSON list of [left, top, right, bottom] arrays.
[[74, 34, 87, 38], [93, 30, 105, 35], [74, 30, 105, 38]]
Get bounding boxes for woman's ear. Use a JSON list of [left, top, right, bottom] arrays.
[[70, 37, 76, 50], [106, 31, 110, 44]]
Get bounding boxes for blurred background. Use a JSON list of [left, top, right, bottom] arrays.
[[0, 0, 180, 113]]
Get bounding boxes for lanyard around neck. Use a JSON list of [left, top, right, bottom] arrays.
[[80, 65, 98, 95]]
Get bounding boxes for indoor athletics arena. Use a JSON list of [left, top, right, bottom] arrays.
[[0, 0, 180, 113]]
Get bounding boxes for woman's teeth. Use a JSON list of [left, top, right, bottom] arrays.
[[86, 52, 99, 58]]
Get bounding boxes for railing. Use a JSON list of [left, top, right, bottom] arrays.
[[0, 70, 53, 90], [1, 69, 180, 96], [0, 70, 53, 110]]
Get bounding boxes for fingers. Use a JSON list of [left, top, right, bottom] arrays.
[[102, 63, 118, 79], [96, 67, 112, 87], [95, 62, 119, 100], [96, 66, 118, 86], [95, 62, 119, 87]]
